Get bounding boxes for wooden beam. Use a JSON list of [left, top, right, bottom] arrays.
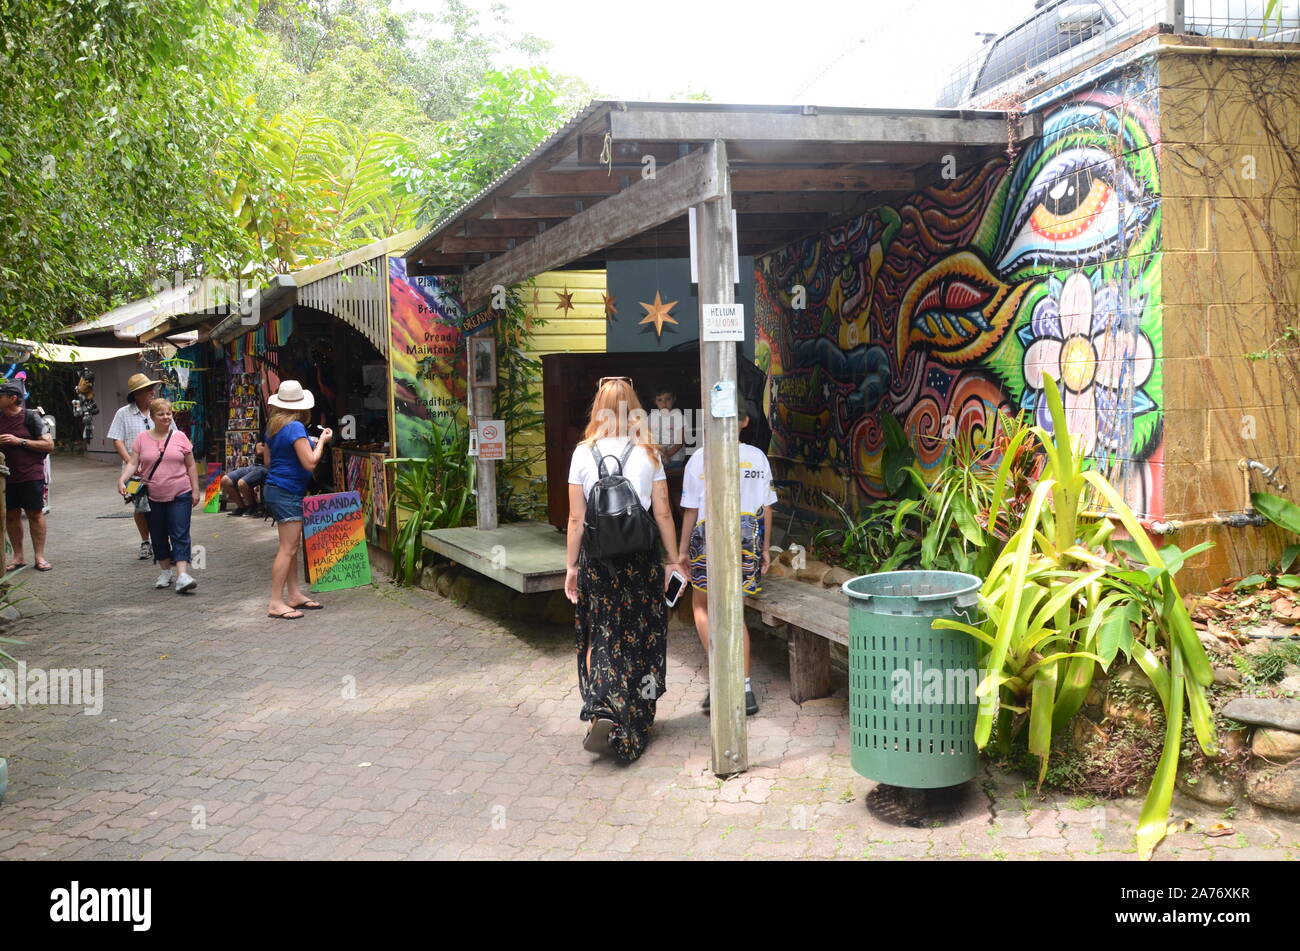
[[726, 140, 981, 165], [460, 218, 565, 237], [610, 108, 1028, 147], [731, 168, 914, 192], [488, 196, 594, 219], [695, 139, 747, 777], [577, 136, 687, 165], [529, 169, 633, 195], [463, 145, 722, 302]]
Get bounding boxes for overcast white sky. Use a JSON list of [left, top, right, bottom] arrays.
[[411, 0, 1032, 107]]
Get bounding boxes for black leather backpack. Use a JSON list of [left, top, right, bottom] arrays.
[[583, 441, 658, 561]]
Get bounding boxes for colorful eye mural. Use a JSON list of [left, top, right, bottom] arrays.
[[755, 61, 1164, 517]]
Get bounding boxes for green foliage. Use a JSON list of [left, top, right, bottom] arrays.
[[396, 66, 570, 226], [934, 374, 1217, 860], [1232, 639, 1300, 685], [220, 112, 419, 276], [0, 0, 257, 342], [816, 494, 920, 574], [385, 427, 475, 585], [491, 284, 548, 522], [815, 411, 1036, 577]]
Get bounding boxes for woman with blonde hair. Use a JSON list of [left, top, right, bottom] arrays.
[[117, 398, 200, 592], [263, 381, 332, 619], [565, 377, 684, 761]]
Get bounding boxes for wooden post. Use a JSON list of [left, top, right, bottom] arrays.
[[466, 314, 498, 531], [696, 140, 747, 777]]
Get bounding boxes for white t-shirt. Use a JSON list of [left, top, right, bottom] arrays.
[[681, 443, 778, 523], [650, 408, 686, 464], [568, 438, 666, 511]]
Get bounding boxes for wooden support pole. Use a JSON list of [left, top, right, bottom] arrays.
[[696, 140, 747, 777], [465, 308, 498, 531]]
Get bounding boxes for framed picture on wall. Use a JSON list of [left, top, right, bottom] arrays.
[[468, 334, 496, 389]]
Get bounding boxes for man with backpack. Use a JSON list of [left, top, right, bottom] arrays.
[[0, 381, 55, 571]]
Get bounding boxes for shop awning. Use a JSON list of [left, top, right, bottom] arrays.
[[1, 338, 141, 363], [60, 279, 256, 345], [404, 100, 1040, 301]]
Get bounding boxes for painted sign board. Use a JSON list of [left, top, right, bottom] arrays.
[[303, 491, 373, 592]]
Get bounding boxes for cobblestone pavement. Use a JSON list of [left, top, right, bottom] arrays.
[[1, 456, 1296, 861]]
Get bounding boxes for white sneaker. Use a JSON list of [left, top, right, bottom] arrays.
[[175, 573, 197, 594], [154, 570, 174, 589]]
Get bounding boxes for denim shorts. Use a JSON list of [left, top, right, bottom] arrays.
[[263, 483, 305, 523], [226, 464, 268, 487]]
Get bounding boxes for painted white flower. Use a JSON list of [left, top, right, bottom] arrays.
[[1020, 271, 1154, 458]]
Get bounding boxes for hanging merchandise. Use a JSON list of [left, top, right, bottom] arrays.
[[225, 372, 262, 470]]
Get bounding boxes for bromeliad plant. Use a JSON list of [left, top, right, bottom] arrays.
[[934, 374, 1217, 860], [385, 426, 476, 585]]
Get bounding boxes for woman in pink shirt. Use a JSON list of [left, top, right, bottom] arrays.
[[118, 398, 200, 593]]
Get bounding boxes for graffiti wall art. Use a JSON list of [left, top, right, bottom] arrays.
[[388, 258, 469, 460], [756, 61, 1163, 518]]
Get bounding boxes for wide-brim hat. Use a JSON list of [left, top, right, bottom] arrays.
[[127, 373, 162, 394], [268, 380, 315, 411]]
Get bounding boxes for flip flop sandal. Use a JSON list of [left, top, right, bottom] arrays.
[[291, 600, 324, 610], [4, 563, 25, 572], [582, 718, 616, 753], [267, 610, 305, 620], [34, 562, 53, 571]]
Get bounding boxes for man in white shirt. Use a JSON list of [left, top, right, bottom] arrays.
[[678, 401, 777, 716], [106, 373, 165, 560]]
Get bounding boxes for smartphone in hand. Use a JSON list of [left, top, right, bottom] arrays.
[[664, 570, 688, 607]]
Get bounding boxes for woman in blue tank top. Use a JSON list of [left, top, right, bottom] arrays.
[[263, 381, 332, 619]]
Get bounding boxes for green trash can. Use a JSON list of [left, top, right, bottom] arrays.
[[842, 570, 982, 789]]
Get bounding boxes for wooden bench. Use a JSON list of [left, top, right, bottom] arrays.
[[744, 576, 849, 703]]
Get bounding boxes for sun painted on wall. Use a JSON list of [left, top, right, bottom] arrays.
[[755, 62, 1164, 517]]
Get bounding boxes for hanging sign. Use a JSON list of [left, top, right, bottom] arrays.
[[477, 419, 506, 461], [702, 303, 745, 342], [303, 491, 373, 592]]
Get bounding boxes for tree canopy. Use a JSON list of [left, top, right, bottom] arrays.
[[1, 0, 592, 344]]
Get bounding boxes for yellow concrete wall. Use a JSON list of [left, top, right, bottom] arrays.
[[1159, 44, 1300, 588], [507, 270, 606, 511]]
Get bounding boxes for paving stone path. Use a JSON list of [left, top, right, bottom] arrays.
[[1, 456, 1296, 860]]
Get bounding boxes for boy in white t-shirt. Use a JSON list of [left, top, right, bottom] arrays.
[[649, 385, 687, 468], [677, 401, 777, 716]]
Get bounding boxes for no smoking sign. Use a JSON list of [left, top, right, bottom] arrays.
[[478, 419, 505, 460]]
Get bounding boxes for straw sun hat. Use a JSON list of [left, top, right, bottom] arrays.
[[126, 373, 162, 394], [268, 380, 315, 411]]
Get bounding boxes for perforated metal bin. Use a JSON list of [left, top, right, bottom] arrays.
[[842, 571, 982, 789]]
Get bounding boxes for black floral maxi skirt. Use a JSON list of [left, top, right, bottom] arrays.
[[575, 545, 667, 763]]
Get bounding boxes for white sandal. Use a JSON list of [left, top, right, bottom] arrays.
[[583, 718, 615, 753]]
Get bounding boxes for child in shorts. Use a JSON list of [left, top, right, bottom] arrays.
[[677, 400, 776, 716]]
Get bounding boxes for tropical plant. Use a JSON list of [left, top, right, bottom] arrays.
[[1238, 491, 1300, 590], [816, 494, 921, 574], [491, 283, 549, 522], [934, 374, 1217, 859], [385, 427, 475, 585], [817, 411, 1038, 577], [394, 66, 571, 226], [219, 112, 419, 278]]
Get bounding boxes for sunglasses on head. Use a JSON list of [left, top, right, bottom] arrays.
[[598, 376, 632, 387]]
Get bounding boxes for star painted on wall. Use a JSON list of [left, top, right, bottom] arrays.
[[603, 292, 618, 321], [554, 287, 576, 315], [638, 290, 678, 337]]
